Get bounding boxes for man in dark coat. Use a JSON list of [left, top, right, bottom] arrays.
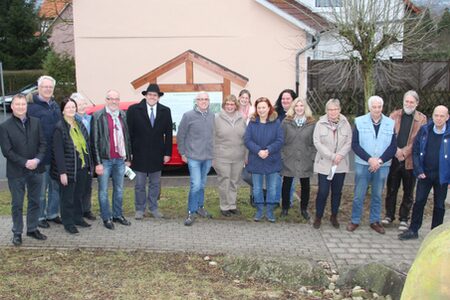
[[127, 83, 173, 219], [27, 75, 62, 228], [0, 94, 47, 245]]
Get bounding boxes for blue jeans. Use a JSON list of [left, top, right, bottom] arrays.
[[9, 172, 43, 234], [351, 163, 389, 224], [187, 159, 212, 213], [252, 172, 279, 205], [39, 164, 60, 221], [409, 172, 447, 233], [98, 159, 125, 221]]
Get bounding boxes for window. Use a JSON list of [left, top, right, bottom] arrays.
[[315, 0, 342, 7]]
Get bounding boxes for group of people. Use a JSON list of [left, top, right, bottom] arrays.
[[0, 76, 449, 247]]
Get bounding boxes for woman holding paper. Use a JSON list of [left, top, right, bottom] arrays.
[[280, 98, 316, 218], [312, 99, 352, 229]]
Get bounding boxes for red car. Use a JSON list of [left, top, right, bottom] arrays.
[[85, 101, 184, 167]]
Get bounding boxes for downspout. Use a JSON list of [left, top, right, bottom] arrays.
[[296, 32, 321, 96]]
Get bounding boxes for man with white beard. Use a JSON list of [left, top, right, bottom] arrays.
[[382, 91, 427, 230]]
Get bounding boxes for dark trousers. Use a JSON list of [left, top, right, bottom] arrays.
[[59, 168, 89, 228], [409, 172, 447, 233], [81, 174, 93, 214], [384, 157, 415, 221], [8, 172, 43, 234], [315, 173, 346, 218], [282, 176, 310, 210]]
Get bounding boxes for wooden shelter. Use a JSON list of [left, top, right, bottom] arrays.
[[131, 49, 249, 96]]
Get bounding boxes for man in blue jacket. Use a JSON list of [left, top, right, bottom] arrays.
[[399, 105, 450, 240], [27, 75, 62, 229], [347, 96, 397, 234]]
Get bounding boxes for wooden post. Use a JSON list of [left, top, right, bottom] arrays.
[[223, 78, 230, 97], [186, 61, 193, 84]]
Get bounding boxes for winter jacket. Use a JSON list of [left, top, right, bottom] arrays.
[[313, 114, 352, 175], [51, 118, 92, 182], [90, 108, 132, 166], [27, 93, 62, 165], [244, 112, 283, 174], [177, 106, 215, 160], [413, 120, 450, 185], [0, 115, 46, 178], [281, 117, 316, 178], [127, 99, 173, 172], [213, 110, 247, 163], [389, 109, 427, 170]]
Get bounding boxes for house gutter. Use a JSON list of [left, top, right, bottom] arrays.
[[296, 32, 321, 96]]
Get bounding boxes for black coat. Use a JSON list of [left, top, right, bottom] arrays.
[[0, 115, 46, 178], [127, 99, 173, 173], [51, 118, 92, 182]]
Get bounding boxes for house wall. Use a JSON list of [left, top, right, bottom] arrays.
[[73, 0, 309, 104], [48, 5, 74, 56]]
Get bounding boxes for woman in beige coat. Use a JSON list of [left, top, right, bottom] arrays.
[[214, 95, 247, 216], [312, 99, 352, 229], [281, 98, 316, 218]]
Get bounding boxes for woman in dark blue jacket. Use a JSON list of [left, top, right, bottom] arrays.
[[52, 98, 92, 234], [244, 97, 284, 222]]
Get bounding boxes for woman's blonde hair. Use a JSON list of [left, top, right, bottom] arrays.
[[222, 94, 239, 109], [286, 98, 314, 121]]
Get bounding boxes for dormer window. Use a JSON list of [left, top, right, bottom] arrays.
[[315, 0, 342, 7]]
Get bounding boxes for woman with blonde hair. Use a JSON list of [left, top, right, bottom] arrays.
[[281, 98, 316, 218], [214, 94, 247, 216]]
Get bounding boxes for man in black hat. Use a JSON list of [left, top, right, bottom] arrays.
[[127, 83, 173, 219]]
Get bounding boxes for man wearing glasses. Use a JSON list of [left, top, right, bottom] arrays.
[[27, 75, 62, 229], [91, 90, 132, 230], [177, 92, 215, 226]]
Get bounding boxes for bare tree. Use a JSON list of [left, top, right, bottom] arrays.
[[313, 0, 436, 112]]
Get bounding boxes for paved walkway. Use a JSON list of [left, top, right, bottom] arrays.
[[1, 213, 443, 273]]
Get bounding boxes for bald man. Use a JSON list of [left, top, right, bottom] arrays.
[[399, 105, 450, 240]]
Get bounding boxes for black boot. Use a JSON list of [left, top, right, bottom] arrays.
[[281, 208, 288, 217]]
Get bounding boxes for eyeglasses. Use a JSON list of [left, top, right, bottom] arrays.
[[107, 97, 120, 101], [40, 85, 54, 89], [196, 98, 209, 101]]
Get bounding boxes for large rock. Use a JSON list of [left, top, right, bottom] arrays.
[[337, 263, 405, 300], [401, 222, 450, 300], [222, 257, 329, 288]]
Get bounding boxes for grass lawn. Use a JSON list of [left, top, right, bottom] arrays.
[[0, 183, 436, 225], [0, 248, 315, 300]]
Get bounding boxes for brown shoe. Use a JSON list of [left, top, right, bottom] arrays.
[[330, 214, 340, 229], [346, 222, 359, 232], [313, 217, 321, 229], [370, 222, 385, 234]]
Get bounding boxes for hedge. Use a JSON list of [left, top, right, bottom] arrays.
[[1, 70, 44, 94]]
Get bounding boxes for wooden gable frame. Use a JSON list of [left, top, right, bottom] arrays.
[[131, 49, 248, 96]]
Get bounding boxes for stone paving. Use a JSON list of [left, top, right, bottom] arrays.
[[0, 212, 441, 272]]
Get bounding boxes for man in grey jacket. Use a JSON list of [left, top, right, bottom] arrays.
[[177, 91, 215, 226]]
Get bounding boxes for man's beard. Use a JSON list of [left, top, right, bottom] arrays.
[[404, 107, 415, 115]]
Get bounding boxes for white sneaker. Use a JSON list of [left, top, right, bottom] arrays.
[[381, 217, 392, 225], [398, 221, 409, 231]]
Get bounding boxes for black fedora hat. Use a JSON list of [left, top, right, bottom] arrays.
[[142, 83, 164, 96]]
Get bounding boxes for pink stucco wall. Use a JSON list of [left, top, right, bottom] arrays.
[[73, 0, 309, 103]]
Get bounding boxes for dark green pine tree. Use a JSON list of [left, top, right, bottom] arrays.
[[0, 0, 48, 70]]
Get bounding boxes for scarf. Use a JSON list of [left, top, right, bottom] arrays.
[[294, 116, 306, 127], [106, 107, 126, 158], [66, 118, 88, 168]]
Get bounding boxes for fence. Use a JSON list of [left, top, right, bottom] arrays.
[[307, 59, 450, 117]]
